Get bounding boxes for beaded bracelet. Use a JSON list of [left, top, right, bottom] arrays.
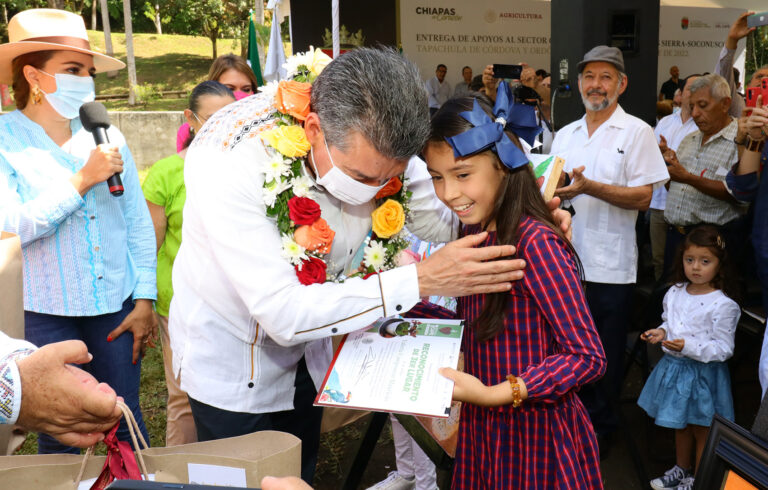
[[506, 375, 523, 408]]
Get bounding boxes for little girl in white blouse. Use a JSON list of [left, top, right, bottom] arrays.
[[638, 225, 740, 490]]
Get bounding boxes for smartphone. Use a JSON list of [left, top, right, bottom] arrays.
[[747, 11, 768, 28], [492, 64, 523, 79], [747, 87, 761, 109], [763, 78, 768, 103]]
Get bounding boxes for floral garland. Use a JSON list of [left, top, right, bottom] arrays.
[[258, 48, 413, 285]]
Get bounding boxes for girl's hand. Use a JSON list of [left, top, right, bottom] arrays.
[[439, 367, 495, 406], [662, 338, 685, 352], [641, 328, 665, 344]]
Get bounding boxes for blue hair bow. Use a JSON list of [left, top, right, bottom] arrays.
[[445, 83, 542, 170]]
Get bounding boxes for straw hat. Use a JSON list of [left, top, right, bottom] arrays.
[[0, 9, 125, 84]]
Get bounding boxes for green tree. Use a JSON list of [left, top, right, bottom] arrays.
[[746, 27, 768, 80], [167, 0, 251, 59]]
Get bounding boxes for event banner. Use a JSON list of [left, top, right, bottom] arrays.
[[658, 6, 746, 92], [398, 0, 552, 88], [315, 318, 464, 418], [398, 1, 746, 94]]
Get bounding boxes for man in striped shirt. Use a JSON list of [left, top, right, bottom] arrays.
[[662, 73, 748, 271]]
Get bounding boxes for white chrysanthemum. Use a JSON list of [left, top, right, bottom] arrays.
[[281, 235, 308, 266], [291, 175, 314, 197], [363, 240, 387, 271], [258, 80, 280, 100], [264, 154, 292, 183], [283, 48, 314, 78], [262, 179, 290, 208]]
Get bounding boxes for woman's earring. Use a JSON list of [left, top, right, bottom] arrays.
[[31, 85, 43, 105]]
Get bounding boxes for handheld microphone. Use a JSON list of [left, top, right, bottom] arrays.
[[79, 101, 123, 196]]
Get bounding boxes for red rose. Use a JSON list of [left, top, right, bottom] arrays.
[[375, 177, 402, 199], [288, 196, 321, 225], [295, 257, 327, 285]]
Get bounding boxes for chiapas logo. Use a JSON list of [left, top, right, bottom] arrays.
[[415, 6, 461, 21]]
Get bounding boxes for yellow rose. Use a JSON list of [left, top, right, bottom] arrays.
[[310, 48, 333, 76], [371, 199, 405, 239], [261, 125, 311, 158]]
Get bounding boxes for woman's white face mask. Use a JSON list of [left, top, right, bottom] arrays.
[[38, 70, 95, 120], [310, 134, 386, 206]]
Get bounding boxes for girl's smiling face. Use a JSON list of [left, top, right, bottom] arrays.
[[424, 141, 505, 230]]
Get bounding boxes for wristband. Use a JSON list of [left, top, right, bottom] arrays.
[[506, 375, 523, 408], [746, 136, 766, 153], [733, 137, 746, 146]]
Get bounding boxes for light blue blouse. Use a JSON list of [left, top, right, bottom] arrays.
[[0, 110, 156, 316]]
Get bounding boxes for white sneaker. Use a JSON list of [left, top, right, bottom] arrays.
[[366, 471, 416, 490]]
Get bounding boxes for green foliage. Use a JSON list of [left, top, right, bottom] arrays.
[[0, 0, 47, 42], [132, 82, 162, 103], [746, 27, 768, 79], [142, 1, 169, 27]]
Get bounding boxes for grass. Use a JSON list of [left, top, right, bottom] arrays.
[[86, 31, 243, 112]]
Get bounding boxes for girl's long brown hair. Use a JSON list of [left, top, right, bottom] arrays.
[[429, 96, 582, 341]]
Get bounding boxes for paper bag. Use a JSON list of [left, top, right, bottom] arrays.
[[0, 430, 301, 490], [0, 231, 27, 455]]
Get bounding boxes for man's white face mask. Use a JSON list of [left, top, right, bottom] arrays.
[[310, 134, 386, 206]]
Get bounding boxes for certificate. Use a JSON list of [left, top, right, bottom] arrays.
[[314, 318, 464, 418]]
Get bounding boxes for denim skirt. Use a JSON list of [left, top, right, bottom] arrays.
[[638, 354, 734, 429]]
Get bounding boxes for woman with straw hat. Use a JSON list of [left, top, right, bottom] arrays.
[[0, 9, 156, 453]]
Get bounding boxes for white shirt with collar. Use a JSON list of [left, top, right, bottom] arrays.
[[551, 104, 669, 284], [425, 76, 451, 109], [650, 112, 698, 210], [169, 93, 456, 414]]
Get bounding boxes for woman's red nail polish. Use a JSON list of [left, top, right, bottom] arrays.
[[107, 336, 112, 342]]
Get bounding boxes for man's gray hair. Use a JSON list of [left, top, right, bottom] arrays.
[[688, 73, 731, 101], [310, 47, 430, 161]]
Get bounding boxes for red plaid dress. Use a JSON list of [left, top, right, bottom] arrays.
[[416, 217, 606, 489]]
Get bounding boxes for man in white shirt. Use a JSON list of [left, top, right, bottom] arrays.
[[425, 64, 450, 116], [0, 332, 121, 446], [716, 11, 768, 118], [171, 48, 551, 482], [552, 45, 669, 451], [649, 74, 700, 281]]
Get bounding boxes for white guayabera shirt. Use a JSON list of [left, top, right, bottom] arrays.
[[551, 104, 669, 284], [169, 92, 456, 414]]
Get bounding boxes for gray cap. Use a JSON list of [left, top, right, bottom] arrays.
[[577, 45, 625, 73]]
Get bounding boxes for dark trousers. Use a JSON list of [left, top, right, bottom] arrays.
[[578, 282, 635, 436], [188, 357, 323, 484], [24, 298, 149, 454]]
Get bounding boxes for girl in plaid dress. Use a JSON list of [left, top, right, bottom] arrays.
[[419, 91, 606, 489]]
